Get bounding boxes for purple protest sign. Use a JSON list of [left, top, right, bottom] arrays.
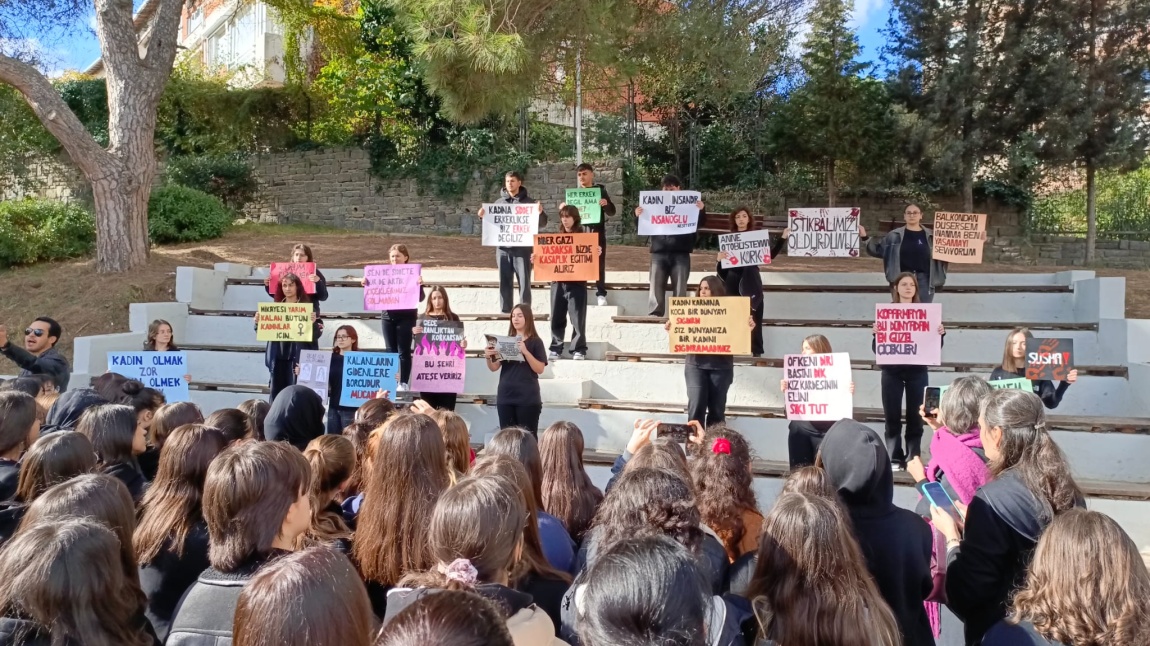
[[410, 319, 466, 394], [363, 264, 422, 311]]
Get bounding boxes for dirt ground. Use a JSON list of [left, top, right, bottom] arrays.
[[2, 222, 1147, 368]]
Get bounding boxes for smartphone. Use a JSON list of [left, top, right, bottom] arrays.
[[923, 387, 941, 418], [656, 423, 692, 443], [923, 481, 963, 522]]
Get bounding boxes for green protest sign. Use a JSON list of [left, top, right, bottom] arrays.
[[566, 187, 602, 224], [939, 377, 1032, 398]]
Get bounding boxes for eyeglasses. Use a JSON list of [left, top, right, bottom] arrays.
[[25, 328, 45, 337], [334, 335, 351, 341]]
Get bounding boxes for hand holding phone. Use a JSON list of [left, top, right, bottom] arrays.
[[923, 481, 964, 525], [655, 423, 692, 443]]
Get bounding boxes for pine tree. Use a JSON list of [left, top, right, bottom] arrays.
[[768, 0, 895, 206]]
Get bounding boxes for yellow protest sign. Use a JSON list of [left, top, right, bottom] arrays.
[[668, 297, 751, 355], [256, 302, 314, 342]]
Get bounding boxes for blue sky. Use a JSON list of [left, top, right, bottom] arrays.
[[50, 0, 891, 74]]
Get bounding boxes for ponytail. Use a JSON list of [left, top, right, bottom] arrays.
[[299, 436, 355, 547]]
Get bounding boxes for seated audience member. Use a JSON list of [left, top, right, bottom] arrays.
[[690, 427, 762, 562], [0, 317, 70, 391], [0, 378, 40, 397], [936, 390, 1084, 645], [76, 404, 149, 501], [138, 401, 204, 481], [539, 421, 603, 544], [135, 425, 227, 641], [819, 419, 934, 646], [166, 441, 312, 644], [298, 435, 355, 553], [263, 386, 325, 451], [233, 546, 375, 646], [374, 589, 515, 646], [0, 392, 40, 501], [39, 388, 106, 434], [426, 408, 472, 484], [238, 399, 270, 441], [0, 432, 96, 545], [341, 421, 375, 500], [381, 474, 565, 644], [0, 519, 155, 646], [983, 509, 1150, 646], [204, 408, 251, 445], [354, 397, 396, 429]]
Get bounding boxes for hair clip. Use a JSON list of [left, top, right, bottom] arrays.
[[438, 558, 478, 585], [712, 438, 731, 455]]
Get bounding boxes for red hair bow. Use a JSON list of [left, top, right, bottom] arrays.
[[712, 438, 731, 455]]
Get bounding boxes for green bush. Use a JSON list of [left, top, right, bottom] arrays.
[[148, 185, 234, 244], [0, 199, 95, 267], [164, 154, 258, 211]]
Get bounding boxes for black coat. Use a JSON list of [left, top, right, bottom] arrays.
[[139, 521, 211, 643], [820, 420, 935, 646], [40, 388, 107, 434], [166, 550, 287, 646], [104, 460, 147, 503], [0, 500, 26, 549], [263, 385, 325, 451], [0, 460, 18, 503], [516, 571, 570, 634]]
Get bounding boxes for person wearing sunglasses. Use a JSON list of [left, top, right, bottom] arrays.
[[0, 317, 69, 391]]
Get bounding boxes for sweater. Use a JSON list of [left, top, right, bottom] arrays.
[[139, 521, 211, 642], [0, 345, 69, 391], [166, 550, 288, 646], [989, 366, 1071, 410]]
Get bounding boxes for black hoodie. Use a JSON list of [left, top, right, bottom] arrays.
[[40, 388, 107, 434], [263, 386, 325, 451], [820, 420, 935, 646]]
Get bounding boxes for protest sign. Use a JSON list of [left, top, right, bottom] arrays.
[[107, 352, 189, 402], [932, 212, 987, 263], [339, 352, 400, 407], [783, 352, 853, 421], [565, 187, 602, 224], [668, 296, 751, 356], [941, 377, 1031, 398], [1025, 338, 1074, 381], [411, 320, 466, 394], [269, 262, 317, 297], [718, 230, 773, 268], [297, 350, 332, 400], [874, 303, 942, 366], [481, 203, 540, 247], [256, 302, 313, 342], [637, 191, 701, 236], [363, 263, 422, 311], [787, 208, 860, 257], [533, 233, 599, 282], [485, 335, 523, 362]]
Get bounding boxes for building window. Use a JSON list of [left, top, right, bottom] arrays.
[[188, 5, 204, 34]]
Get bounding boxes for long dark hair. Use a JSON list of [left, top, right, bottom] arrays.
[[589, 467, 702, 557], [428, 409, 471, 480], [728, 206, 757, 232], [144, 319, 179, 351], [539, 421, 603, 541], [0, 391, 37, 456], [486, 427, 543, 509], [76, 404, 140, 465], [698, 275, 727, 297], [275, 273, 312, 304], [375, 590, 514, 646], [149, 401, 204, 450], [558, 204, 584, 233], [507, 304, 539, 340], [300, 435, 355, 548], [14, 431, 96, 503], [352, 413, 450, 587], [238, 399, 270, 441], [691, 426, 759, 561], [135, 424, 227, 563], [205, 407, 251, 444], [234, 546, 374, 646], [981, 389, 1082, 515], [0, 519, 154, 646], [423, 286, 460, 321]]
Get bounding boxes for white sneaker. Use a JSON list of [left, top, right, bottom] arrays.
[[596, 295, 608, 306], [572, 352, 586, 361], [399, 383, 409, 392], [548, 351, 561, 361]]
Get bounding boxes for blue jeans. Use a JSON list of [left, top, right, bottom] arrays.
[[916, 271, 935, 303]]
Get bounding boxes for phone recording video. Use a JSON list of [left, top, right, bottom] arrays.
[[923, 387, 941, 418], [923, 481, 963, 523], [655, 423, 692, 443]]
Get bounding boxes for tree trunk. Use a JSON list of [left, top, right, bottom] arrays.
[[961, 151, 975, 213], [1085, 161, 1097, 263], [827, 159, 837, 207], [91, 163, 153, 272]]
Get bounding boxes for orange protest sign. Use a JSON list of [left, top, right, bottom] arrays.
[[932, 212, 987, 263], [533, 233, 599, 282]]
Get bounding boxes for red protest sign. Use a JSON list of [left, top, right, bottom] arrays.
[[269, 262, 317, 297]]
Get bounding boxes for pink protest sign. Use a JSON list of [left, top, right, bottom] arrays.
[[874, 303, 943, 366], [410, 319, 466, 393], [269, 262, 317, 296], [363, 264, 422, 311]]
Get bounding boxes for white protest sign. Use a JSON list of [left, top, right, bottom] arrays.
[[481, 203, 540, 247], [637, 191, 701, 236], [787, 208, 860, 257], [485, 334, 523, 361], [783, 352, 853, 421], [297, 350, 332, 401], [718, 230, 773, 268]]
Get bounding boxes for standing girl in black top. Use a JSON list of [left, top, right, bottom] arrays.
[[262, 273, 319, 403], [485, 304, 547, 435], [413, 286, 465, 412], [548, 205, 599, 361], [989, 327, 1077, 409], [872, 272, 946, 470], [664, 276, 756, 428], [716, 206, 786, 358], [265, 243, 330, 313], [366, 244, 425, 392], [324, 325, 360, 435]]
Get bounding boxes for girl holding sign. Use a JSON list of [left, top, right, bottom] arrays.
[[477, 171, 548, 314], [324, 325, 361, 435], [781, 334, 855, 469], [143, 319, 191, 383], [547, 205, 599, 361], [716, 207, 788, 358], [414, 286, 465, 412], [484, 305, 547, 435], [872, 272, 946, 470], [367, 244, 425, 392], [990, 327, 1077, 409], [264, 243, 330, 314], [262, 273, 320, 403]]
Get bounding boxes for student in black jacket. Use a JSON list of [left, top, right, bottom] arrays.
[[564, 163, 617, 306], [819, 419, 935, 646], [167, 441, 312, 645], [0, 392, 39, 502], [638, 175, 703, 317], [39, 388, 106, 434], [715, 207, 786, 358], [931, 389, 1085, 646], [989, 327, 1077, 409], [75, 404, 149, 502], [135, 425, 227, 642], [478, 171, 548, 314], [414, 286, 465, 412], [0, 317, 70, 392]]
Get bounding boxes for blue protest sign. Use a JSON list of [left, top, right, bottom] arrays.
[[339, 351, 400, 408], [107, 351, 190, 402]]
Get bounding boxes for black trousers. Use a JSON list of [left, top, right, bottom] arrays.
[[497, 247, 532, 313], [685, 364, 733, 428], [550, 282, 588, 355], [382, 316, 415, 385], [325, 407, 356, 435], [420, 392, 458, 411], [269, 359, 295, 403], [497, 403, 542, 436], [750, 299, 764, 357], [590, 226, 608, 297], [787, 420, 833, 469], [880, 365, 929, 464]]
